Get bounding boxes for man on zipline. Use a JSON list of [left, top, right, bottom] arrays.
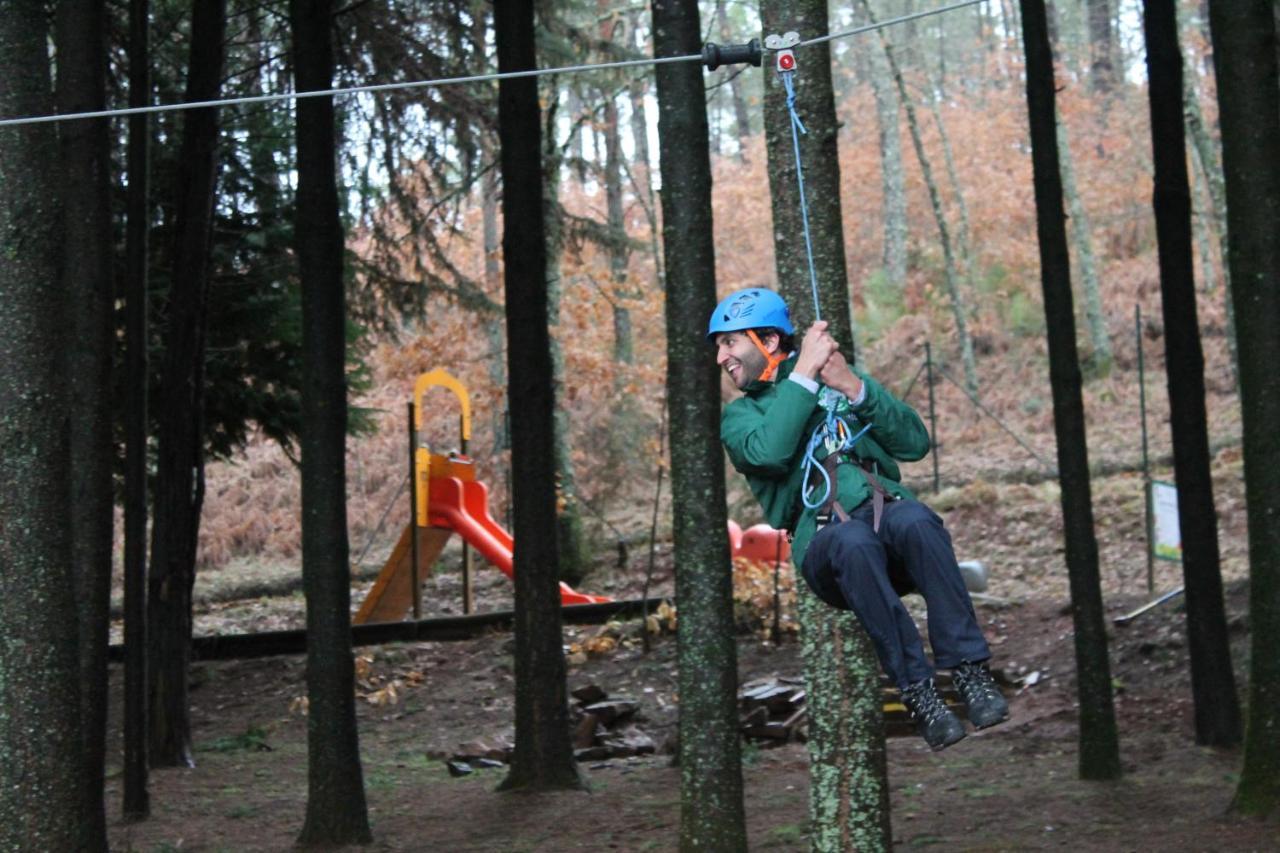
[[711, 287, 1008, 750]]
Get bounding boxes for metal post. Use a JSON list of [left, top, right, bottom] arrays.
[[926, 342, 940, 493], [460, 417, 473, 615], [408, 401, 421, 620], [1137, 305, 1154, 595]]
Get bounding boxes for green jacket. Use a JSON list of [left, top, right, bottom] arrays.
[[720, 355, 930, 566]]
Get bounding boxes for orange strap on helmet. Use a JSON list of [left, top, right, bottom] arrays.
[[746, 329, 786, 382]]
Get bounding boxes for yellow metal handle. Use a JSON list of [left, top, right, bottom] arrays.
[[412, 368, 471, 442]]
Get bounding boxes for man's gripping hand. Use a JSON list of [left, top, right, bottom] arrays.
[[819, 350, 863, 401], [793, 321, 839, 381]]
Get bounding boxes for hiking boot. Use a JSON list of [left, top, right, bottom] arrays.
[[901, 678, 966, 751], [952, 661, 1010, 729]]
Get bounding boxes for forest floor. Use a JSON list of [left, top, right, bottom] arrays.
[[104, 452, 1277, 852]]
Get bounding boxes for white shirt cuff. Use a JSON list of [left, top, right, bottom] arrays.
[[788, 373, 819, 394], [850, 382, 867, 407]]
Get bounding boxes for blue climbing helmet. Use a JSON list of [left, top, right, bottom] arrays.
[[706, 288, 795, 340]]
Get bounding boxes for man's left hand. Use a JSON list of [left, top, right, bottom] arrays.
[[819, 351, 862, 400]]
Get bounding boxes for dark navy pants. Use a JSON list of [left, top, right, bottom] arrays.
[[800, 498, 991, 689]]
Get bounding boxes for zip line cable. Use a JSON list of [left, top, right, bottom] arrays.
[[0, 0, 985, 130]]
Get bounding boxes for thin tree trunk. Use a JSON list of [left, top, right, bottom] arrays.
[[494, 0, 584, 792], [858, 3, 907, 288], [541, 93, 591, 589], [1181, 65, 1237, 385], [292, 0, 373, 843], [148, 0, 226, 769], [122, 0, 151, 820], [1088, 0, 1117, 93], [652, 2, 748, 849], [1143, 0, 1242, 748], [1207, 0, 1280, 819], [863, 0, 978, 396], [927, 90, 974, 272], [56, 1, 113, 845], [0, 4, 83, 848], [716, 0, 751, 156], [482, 156, 509, 454], [1019, 0, 1122, 781], [762, 1, 892, 848], [604, 92, 633, 364], [1055, 116, 1112, 369]]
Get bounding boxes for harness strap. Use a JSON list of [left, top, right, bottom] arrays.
[[859, 462, 895, 534], [815, 452, 895, 533], [746, 329, 787, 382]]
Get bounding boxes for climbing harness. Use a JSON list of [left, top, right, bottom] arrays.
[[767, 30, 892, 530]]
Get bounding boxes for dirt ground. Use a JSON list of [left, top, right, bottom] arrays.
[[104, 560, 1276, 852]]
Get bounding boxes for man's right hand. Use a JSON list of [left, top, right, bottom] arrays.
[[794, 320, 838, 380]]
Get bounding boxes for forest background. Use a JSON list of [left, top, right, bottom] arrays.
[[161, 0, 1240, 629], [5, 0, 1276, 848]]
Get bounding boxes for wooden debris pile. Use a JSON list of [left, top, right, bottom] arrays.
[[444, 683, 657, 776], [738, 676, 808, 746], [568, 683, 657, 762]]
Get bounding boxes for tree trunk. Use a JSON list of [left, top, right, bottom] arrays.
[[762, 0, 855, 345], [291, 0, 374, 843], [494, 0, 584, 792], [541, 94, 592, 589], [651, 3, 749, 850], [482, 154, 509, 455], [1088, 0, 1117, 93], [1181, 63, 1237, 387], [122, 0, 151, 819], [857, 3, 908, 288], [863, 0, 978, 396], [1142, 0, 1242, 748], [0, 4, 83, 848], [56, 1, 114, 845], [604, 91, 633, 365], [147, 0, 226, 769], [1019, 0, 1122, 781], [716, 0, 751, 155], [1055, 117, 1111, 369], [1207, 0, 1280, 819], [762, 2, 893, 848]]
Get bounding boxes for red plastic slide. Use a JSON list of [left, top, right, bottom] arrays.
[[427, 476, 609, 606]]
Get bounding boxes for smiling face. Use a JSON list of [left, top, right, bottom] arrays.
[[714, 330, 779, 390]]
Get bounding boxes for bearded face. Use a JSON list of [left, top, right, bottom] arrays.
[[714, 331, 776, 389]]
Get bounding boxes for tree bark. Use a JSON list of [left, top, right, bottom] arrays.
[[1180, 61, 1237, 386], [56, 1, 114, 845], [1019, 0, 1122, 781], [291, 0, 374, 843], [715, 0, 752, 156], [856, 2, 908, 288], [541, 92, 592, 589], [1207, 0, 1280, 819], [147, 0, 226, 768], [494, 0, 584, 793], [762, 0, 855, 345], [762, 2, 893, 848], [1055, 117, 1111, 369], [1088, 0, 1118, 93], [651, 3, 748, 849], [122, 0, 152, 820], [0, 4, 83, 848], [1142, 0, 1242, 748]]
